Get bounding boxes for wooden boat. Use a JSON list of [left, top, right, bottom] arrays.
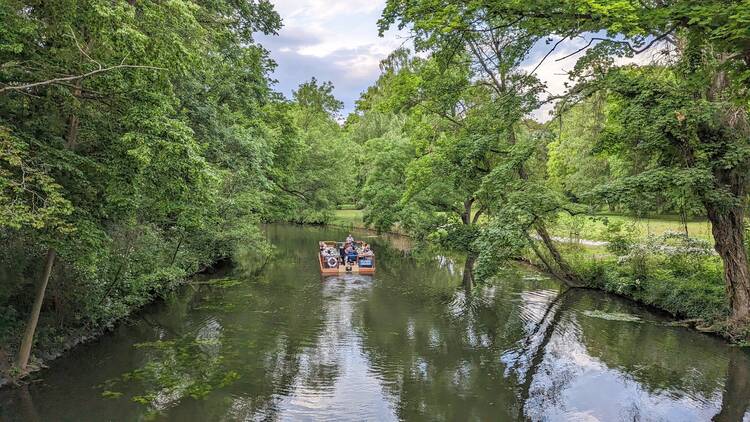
[[318, 241, 375, 275]]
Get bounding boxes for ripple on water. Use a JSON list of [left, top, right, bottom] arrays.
[[0, 225, 748, 422]]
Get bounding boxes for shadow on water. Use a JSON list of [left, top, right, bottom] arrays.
[[0, 224, 748, 421]]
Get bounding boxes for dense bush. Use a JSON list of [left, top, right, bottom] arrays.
[[560, 229, 728, 324]]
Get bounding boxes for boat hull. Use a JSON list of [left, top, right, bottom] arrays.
[[318, 240, 375, 275]]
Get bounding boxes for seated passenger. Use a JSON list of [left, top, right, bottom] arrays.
[[345, 243, 357, 263]]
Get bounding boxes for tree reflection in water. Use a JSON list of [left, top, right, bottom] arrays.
[[713, 348, 750, 421], [1, 225, 749, 421], [356, 255, 750, 421]]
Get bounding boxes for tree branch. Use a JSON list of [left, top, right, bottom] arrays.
[[0, 64, 165, 95], [555, 26, 677, 63], [529, 32, 575, 76]]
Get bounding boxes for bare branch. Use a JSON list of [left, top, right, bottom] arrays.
[[68, 29, 99, 69], [0, 64, 165, 94], [529, 32, 574, 76], [555, 26, 678, 63], [467, 37, 504, 95]]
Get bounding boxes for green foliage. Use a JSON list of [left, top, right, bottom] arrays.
[[376, 0, 750, 334], [360, 134, 413, 233], [263, 80, 350, 224], [0, 0, 332, 365], [0, 127, 73, 231], [564, 229, 728, 323]]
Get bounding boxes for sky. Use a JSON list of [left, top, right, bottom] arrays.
[[258, 1, 653, 121], [256, 0, 406, 118]]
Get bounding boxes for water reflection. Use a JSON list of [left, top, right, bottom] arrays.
[[0, 225, 748, 421], [714, 349, 750, 421]]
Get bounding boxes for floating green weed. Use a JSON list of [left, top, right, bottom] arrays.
[[210, 278, 243, 288], [101, 390, 123, 399], [133, 340, 176, 349], [195, 302, 237, 311], [582, 310, 642, 323]]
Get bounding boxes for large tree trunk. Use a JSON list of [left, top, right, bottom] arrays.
[[534, 222, 584, 288], [15, 249, 56, 373], [706, 203, 750, 324], [509, 126, 583, 288]]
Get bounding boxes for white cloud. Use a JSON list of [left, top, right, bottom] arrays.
[[523, 35, 660, 122], [271, 0, 383, 23], [259, 0, 408, 115], [260, 2, 658, 121]]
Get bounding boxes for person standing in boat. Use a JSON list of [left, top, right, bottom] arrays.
[[346, 234, 354, 244]]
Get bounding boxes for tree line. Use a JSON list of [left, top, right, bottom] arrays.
[[0, 0, 350, 376], [343, 0, 750, 337], [1, 0, 749, 379]]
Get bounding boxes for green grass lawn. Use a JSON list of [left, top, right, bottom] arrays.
[[330, 209, 408, 234], [333, 208, 717, 244], [548, 213, 714, 242], [330, 209, 366, 228]]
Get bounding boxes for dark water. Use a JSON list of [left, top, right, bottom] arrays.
[[1, 225, 749, 421]]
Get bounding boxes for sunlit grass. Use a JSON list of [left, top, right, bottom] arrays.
[[330, 209, 366, 228], [334, 208, 719, 246], [548, 213, 714, 242]]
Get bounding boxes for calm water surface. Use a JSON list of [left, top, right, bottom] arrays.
[[1, 225, 749, 421]]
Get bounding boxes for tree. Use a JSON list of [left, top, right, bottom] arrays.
[[381, 0, 750, 320], [264, 79, 350, 223], [378, 2, 584, 286], [0, 0, 281, 374], [594, 63, 750, 325]]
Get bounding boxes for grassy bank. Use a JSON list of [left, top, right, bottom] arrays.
[[526, 239, 746, 342], [330, 209, 367, 229], [332, 209, 713, 241], [335, 208, 744, 342], [329, 209, 407, 235], [549, 213, 714, 242]]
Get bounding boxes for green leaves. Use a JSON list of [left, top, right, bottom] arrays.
[[261, 79, 350, 224], [0, 0, 284, 360], [0, 127, 73, 232]]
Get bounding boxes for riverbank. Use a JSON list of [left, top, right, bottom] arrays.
[[1, 216, 742, 390], [0, 258, 233, 388], [332, 209, 714, 242], [2, 224, 747, 421], [329, 209, 746, 344]]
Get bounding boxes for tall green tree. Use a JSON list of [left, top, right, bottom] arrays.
[[0, 0, 281, 373], [264, 78, 350, 223], [381, 0, 750, 323], [378, 3, 584, 286]]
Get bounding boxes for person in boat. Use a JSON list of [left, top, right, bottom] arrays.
[[344, 243, 357, 263], [361, 244, 374, 257], [346, 234, 354, 244]]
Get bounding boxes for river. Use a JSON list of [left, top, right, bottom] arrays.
[[1, 224, 748, 421]]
